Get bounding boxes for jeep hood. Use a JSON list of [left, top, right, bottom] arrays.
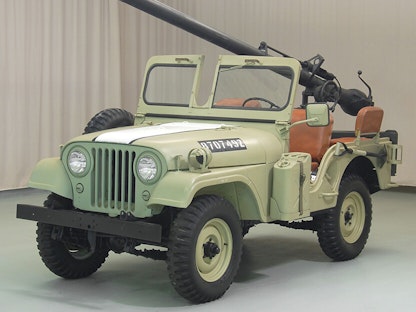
[[72, 122, 283, 169]]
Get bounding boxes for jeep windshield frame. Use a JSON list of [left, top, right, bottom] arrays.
[[138, 55, 301, 123]]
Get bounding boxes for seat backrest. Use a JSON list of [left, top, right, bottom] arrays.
[[330, 106, 384, 146], [355, 106, 384, 137], [289, 108, 334, 163], [214, 98, 261, 108]]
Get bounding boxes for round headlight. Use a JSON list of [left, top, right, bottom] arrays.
[[137, 155, 158, 183], [68, 150, 88, 175]]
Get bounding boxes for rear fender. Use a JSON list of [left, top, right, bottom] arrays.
[[310, 141, 394, 213]]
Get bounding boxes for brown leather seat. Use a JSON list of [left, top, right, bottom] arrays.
[[214, 98, 261, 108], [289, 108, 334, 171], [330, 106, 384, 145]]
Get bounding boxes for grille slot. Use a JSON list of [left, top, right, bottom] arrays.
[[91, 147, 136, 211]]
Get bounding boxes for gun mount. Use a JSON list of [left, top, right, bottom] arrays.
[[121, 0, 373, 116]]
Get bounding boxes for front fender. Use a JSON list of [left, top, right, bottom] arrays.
[[28, 157, 73, 199], [148, 168, 264, 219]]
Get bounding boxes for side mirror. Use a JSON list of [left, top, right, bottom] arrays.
[[306, 103, 330, 127]]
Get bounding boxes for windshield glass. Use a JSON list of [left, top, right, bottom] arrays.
[[143, 64, 196, 106], [213, 66, 294, 110]]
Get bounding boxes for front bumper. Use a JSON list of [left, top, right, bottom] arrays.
[[16, 204, 162, 243]]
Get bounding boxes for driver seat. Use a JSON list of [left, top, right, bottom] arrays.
[[289, 108, 334, 171]]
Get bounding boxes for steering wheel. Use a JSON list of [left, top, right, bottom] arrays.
[[242, 97, 280, 109], [317, 81, 340, 103]]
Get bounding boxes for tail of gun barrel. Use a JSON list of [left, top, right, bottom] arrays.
[[121, 0, 373, 116]]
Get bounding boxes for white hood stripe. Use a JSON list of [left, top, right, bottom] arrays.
[[94, 122, 228, 144]]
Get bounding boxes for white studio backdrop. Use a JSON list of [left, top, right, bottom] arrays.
[[1, 0, 122, 189], [1, 0, 415, 190]]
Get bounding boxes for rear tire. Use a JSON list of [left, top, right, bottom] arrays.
[[83, 108, 134, 134], [36, 194, 109, 279], [316, 174, 372, 261]]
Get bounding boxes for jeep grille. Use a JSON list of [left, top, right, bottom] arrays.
[[91, 147, 137, 212]]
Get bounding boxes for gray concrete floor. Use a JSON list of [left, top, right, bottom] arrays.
[[1, 188, 415, 311]]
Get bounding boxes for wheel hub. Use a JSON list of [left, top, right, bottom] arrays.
[[203, 240, 221, 259], [344, 209, 354, 225]]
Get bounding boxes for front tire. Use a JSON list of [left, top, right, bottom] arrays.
[[36, 194, 110, 279], [316, 174, 372, 261], [167, 195, 242, 303]]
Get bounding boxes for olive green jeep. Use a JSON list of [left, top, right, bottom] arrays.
[[17, 54, 402, 303]]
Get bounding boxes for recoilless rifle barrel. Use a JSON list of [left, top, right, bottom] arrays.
[[121, 0, 373, 116]]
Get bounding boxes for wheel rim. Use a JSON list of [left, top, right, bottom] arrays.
[[339, 191, 366, 244], [65, 245, 94, 260], [195, 218, 233, 282], [62, 228, 94, 260]]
